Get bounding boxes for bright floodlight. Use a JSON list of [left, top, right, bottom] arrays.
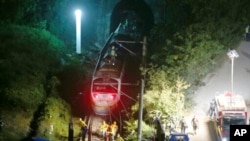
[[75, 9, 82, 54], [227, 49, 239, 95]]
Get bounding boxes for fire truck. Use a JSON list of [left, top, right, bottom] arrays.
[[214, 91, 248, 141]]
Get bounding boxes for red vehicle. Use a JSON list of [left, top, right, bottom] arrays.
[[214, 92, 248, 141]]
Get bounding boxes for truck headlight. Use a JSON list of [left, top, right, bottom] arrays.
[[222, 138, 227, 141]]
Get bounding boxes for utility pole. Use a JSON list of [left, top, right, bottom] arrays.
[[138, 79, 145, 141], [138, 37, 147, 141], [68, 118, 74, 141]]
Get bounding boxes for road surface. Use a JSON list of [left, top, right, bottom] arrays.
[[186, 41, 250, 141]]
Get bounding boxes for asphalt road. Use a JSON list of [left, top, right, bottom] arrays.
[[186, 41, 250, 141]]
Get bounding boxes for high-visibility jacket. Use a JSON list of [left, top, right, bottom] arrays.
[[100, 122, 108, 132], [79, 118, 87, 127], [111, 123, 118, 135]]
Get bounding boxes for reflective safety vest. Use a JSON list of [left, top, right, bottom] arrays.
[[111, 123, 118, 135], [79, 118, 87, 128], [100, 122, 108, 132]]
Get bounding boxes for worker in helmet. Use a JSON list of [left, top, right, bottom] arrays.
[[106, 123, 113, 140], [209, 99, 216, 119], [79, 118, 87, 127], [191, 116, 199, 135], [110, 121, 118, 140], [100, 121, 108, 138], [79, 118, 87, 140], [110, 46, 117, 65]]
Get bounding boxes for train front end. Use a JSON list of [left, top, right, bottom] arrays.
[[91, 77, 121, 115]]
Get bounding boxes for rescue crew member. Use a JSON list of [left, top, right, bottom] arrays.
[[110, 46, 117, 65], [79, 118, 88, 141], [191, 116, 199, 135], [209, 99, 216, 118], [168, 121, 175, 134], [110, 121, 118, 140], [106, 123, 113, 140], [246, 24, 250, 41], [179, 116, 187, 134], [100, 121, 108, 138]]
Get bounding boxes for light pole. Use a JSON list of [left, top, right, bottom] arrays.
[[75, 9, 82, 54], [227, 49, 239, 95]]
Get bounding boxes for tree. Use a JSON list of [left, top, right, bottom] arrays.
[[144, 70, 189, 122]]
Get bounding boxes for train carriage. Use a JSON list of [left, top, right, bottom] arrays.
[[91, 41, 126, 115], [90, 2, 152, 115], [90, 28, 145, 115]]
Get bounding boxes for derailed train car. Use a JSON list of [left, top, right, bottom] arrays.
[[90, 0, 154, 115], [91, 25, 146, 115]]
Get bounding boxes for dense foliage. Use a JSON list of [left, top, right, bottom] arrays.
[[0, 24, 72, 140]]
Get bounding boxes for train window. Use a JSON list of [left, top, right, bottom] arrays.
[[93, 85, 117, 93]]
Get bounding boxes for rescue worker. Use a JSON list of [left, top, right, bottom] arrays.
[[168, 121, 175, 134], [115, 134, 124, 141], [110, 46, 117, 65], [246, 25, 249, 33], [191, 116, 199, 135], [246, 24, 250, 41], [79, 118, 88, 141], [100, 121, 109, 138], [209, 99, 216, 119], [110, 121, 118, 140], [179, 116, 187, 134], [106, 124, 113, 141]]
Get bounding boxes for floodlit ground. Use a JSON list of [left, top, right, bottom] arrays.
[[185, 41, 250, 141]]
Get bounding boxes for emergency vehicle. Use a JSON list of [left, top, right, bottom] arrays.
[[214, 92, 248, 141]]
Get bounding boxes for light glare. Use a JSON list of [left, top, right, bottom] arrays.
[[75, 9, 82, 17], [75, 9, 82, 54]]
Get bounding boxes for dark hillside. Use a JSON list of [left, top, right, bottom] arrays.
[[0, 24, 72, 140]]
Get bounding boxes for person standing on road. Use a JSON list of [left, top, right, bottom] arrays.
[[209, 99, 216, 119], [168, 120, 175, 134], [191, 116, 199, 135], [179, 116, 187, 133], [246, 24, 250, 41]]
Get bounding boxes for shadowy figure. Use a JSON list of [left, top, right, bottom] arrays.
[[179, 116, 187, 133], [191, 116, 199, 135], [209, 99, 216, 119]]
